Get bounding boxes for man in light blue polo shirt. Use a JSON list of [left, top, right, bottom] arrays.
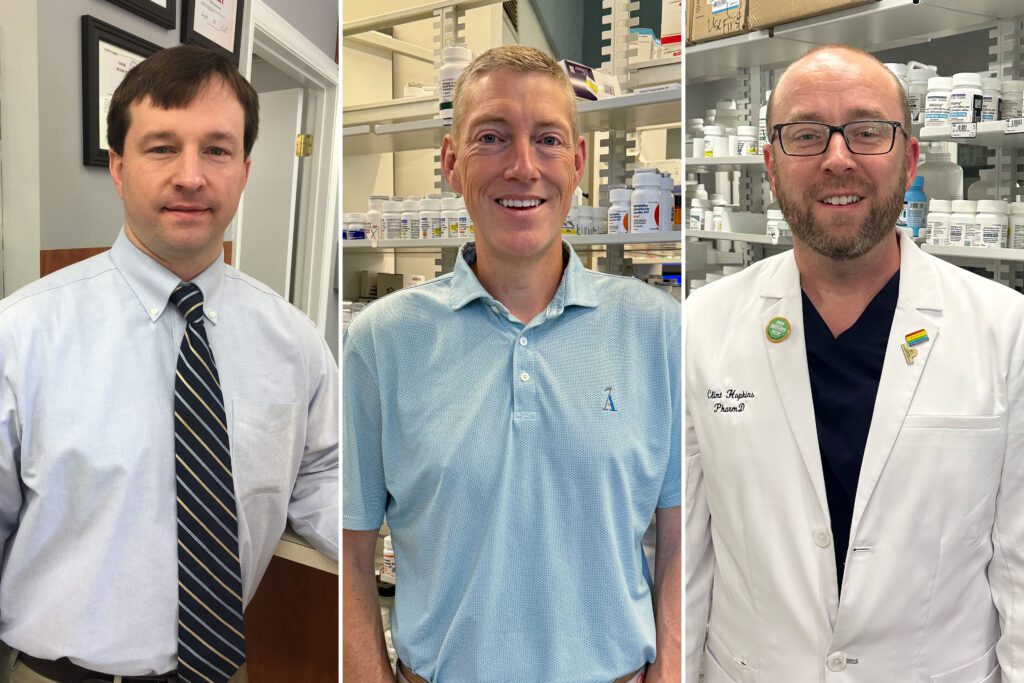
[[342, 46, 680, 683]]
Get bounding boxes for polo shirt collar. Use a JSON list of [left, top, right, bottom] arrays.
[[449, 241, 600, 316], [109, 227, 226, 325]]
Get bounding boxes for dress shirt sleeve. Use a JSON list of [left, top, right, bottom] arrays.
[[0, 331, 21, 565], [658, 302, 682, 509], [342, 325, 387, 531], [685, 403, 714, 683], [287, 335, 339, 562], [990, 321, 1024, 680]]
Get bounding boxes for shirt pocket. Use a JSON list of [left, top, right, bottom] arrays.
[[231, 399, 301, 497], [892, 415, 1004, 545]]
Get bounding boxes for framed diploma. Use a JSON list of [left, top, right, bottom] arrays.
[[181, 0, 245, 64], [81, 16, 161, 166], [104, 0, 177, 30]]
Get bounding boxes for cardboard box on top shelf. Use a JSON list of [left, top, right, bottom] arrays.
[[689, 0, 749, 44], [747, 0, 878, 31]]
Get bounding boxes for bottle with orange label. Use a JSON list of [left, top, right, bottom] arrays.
[[631, 169, 662, 232], [608, 187, 630, 234]]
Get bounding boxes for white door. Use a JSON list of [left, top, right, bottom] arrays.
[[236, 88, 303, 299]]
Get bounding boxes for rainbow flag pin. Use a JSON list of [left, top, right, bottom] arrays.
[[905, 329, 929, 347]]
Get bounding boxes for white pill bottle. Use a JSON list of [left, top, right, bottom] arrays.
[[438, 44, 472, 125], [608, 187, 631, 234], [631, 171, 662, 232]]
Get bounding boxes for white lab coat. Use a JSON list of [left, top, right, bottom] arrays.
[[685, 231, 1024, 683]]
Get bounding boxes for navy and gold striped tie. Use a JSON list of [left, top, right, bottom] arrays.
[[171, 283, 246, 682]]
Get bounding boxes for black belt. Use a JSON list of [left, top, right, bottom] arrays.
[[16, 651, 178, 683]]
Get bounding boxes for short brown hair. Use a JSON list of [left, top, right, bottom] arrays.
[[451, 45, 578, 143], [107, 45, 259, 158], [767, 44, 911, 135]]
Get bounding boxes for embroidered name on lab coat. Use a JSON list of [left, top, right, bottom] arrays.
[[707, 388, 756, 413]]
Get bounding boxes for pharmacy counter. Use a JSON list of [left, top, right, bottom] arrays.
[[246, 526, 338, 680]]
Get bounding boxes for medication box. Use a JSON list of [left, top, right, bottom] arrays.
[[689, 0, 749, 44], [661, 0, 683, 50], [747, 0, 878, 30], [558, 59, 621, 100]]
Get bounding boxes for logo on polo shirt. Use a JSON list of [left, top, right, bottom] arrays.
[[603, 386, 617, 412]]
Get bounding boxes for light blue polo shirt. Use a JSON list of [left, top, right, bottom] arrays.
[[343, 242, 680, 683]]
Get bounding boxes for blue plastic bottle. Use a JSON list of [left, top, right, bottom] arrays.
[[899, 176, 928, 238]]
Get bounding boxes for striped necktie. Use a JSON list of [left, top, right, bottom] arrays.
[[171, 283, 246, 682]]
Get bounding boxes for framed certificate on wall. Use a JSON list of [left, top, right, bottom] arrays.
[[104, 0, 177, 30], [181, 0, 245, 64], [81, 16, 161, 166]]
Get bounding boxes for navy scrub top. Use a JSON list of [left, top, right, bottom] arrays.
[[802, 270, 899, 593]]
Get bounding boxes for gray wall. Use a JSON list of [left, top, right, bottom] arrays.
[[263, 0, 337, 61], [34, 0, 337, 251]]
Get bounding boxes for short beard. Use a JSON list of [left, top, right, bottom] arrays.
[[774, 160, 906, 261]]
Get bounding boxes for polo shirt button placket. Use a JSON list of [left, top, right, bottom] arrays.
[[513, 329, 536, 417]]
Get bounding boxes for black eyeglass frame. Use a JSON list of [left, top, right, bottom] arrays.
[[770, 120, 909, 156]]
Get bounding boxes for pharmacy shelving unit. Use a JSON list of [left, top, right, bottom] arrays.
[[685, 0, 1024, 289], [344, 230, 682, 278], [342, 0, 682, 294], [341, 84, 682, 283]]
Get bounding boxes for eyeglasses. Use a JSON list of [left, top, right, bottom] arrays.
[[771, 120, 908, 156]]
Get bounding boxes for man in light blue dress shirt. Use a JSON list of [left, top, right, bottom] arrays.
[[342, 46, 681, 683], [0, 46, 338, 682]]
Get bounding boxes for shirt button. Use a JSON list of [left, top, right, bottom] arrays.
[[149, 306, 159, 317], [813, 529, 831, 548], [826, 651, 847, 672], [518, 337, 528, 346], [208, 310, 217, 319], [520, 371, 530, 382]]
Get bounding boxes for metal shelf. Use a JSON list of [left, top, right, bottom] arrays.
[[687, 230, 1024, 262], [343, 95, 436, 127], [345, 118, 449, 156], [919, 121, 1024, 148], [686, 31, 809, 84], [923, 244, 1024, 262], [686, 0, 1022, 83], [685, 229, 785, 245], [341, 88, 682, 155], [567, 230, 682, 246], [341, 231, 683, 252], [686, 156, 765, 173], [577, 87, 682, 132]]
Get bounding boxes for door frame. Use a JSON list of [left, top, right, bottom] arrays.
[[237, 0, 338, 332]]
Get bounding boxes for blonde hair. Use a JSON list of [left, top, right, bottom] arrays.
[[451, 45, 579, 143]]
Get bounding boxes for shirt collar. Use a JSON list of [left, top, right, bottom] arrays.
[[108, 227, 226, 324], [449, 241, 600, 317]]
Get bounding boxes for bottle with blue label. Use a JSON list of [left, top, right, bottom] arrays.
[[898, 176, 927, 238]]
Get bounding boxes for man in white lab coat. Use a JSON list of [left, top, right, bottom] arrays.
[[686, 44, 1024, 682]]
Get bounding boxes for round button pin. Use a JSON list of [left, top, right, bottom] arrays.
[[766, 316, 791, 343]]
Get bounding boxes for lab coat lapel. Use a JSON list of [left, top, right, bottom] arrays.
[[760, 254, 831, 526], [851, 232, 943, 535]]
